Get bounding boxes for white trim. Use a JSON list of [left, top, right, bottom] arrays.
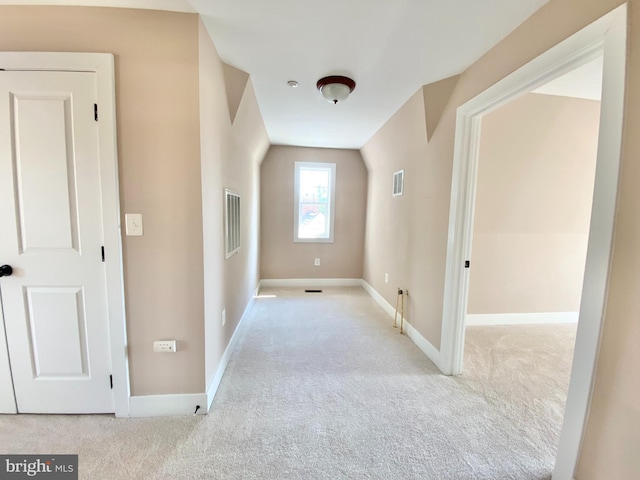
[[360, 280, 396, 318], [0, 52, 129, 417], [0, 52, 119, 72], [206, 283, 260, 411], [402, 319, 444, 373], [555, 8, 627, 480], [466, 312, 579, 326], [293, 161, 336, 243], [441, 28, 610, 377], [0, 299, 17, 413], [129, 393, 207, 417], [437, 6, 626, 480], [361, 280, 444, 372], [260, 278, 362, 288]]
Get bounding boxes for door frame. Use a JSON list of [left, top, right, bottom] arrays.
[[0, 52, 130, 417], [439, 5, 626, 480]]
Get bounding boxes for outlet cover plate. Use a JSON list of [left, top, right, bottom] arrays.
[[153, 340, 176, 353]]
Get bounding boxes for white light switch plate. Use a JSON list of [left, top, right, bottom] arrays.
[[125, 213, 143, 236]]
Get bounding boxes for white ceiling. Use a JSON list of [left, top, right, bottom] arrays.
[[534, 56, 603, 101], [193, 0, 550, 149], [2, 0, 551, 148]]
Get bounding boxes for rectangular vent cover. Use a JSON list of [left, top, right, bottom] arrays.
[[393, 169, 404, 196], [225, 189, 240, 258]]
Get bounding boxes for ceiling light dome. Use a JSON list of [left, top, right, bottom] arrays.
[[317, 75, 356, 104]]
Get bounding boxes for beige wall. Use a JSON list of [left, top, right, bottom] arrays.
[[468, 93, 600, 314], [0, 6, 205, 396], [362, 0, 638, 477], [198, 22, 269, 391], [361, 88, 446, 333], [260, 146, 367, 279]]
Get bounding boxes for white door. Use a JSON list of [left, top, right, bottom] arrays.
[[0, 71, 114, 413]]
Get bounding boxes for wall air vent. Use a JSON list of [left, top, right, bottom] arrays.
[[393, 169, 404, 196], [225, 189, 240, 258]]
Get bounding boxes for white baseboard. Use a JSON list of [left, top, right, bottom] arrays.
[[260, 278, 362, 288], [465, 312, 579, 326], [129, 393, 207, 417], [205, 283, 260, 411], [360, 280, 396, 318], [361, 280, 445, 373], [401, 320, 446, 373]]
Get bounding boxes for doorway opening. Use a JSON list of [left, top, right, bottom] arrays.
[[462, 54, 603, 469], [440, 5, 626, 479]]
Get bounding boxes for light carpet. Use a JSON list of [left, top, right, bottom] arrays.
[[0, 287, 576, 479]]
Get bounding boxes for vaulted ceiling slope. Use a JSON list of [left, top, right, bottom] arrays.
[[2, 0, 550, 148]]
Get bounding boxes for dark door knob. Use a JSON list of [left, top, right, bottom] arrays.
[[0, 265, 13, 277]]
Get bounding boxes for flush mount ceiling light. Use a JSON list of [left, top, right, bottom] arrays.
[[316, 75, 356, 104]]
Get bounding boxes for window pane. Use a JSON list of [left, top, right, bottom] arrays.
[[294, 162, 336, 243], [298, 168, 330, 239]]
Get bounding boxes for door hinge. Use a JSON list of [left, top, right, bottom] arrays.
[[94, 103, 98, 122], [465, 260, 470, 268], [110, 374, 113, 390], [101, 246, 105, 262]]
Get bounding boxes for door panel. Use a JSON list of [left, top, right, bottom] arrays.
[[0, 71, 114, 413], [14, 94, 79, 252], [26, 287, 88, 377]]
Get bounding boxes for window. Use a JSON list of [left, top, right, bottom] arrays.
[[225, 189, 240, 258], [393, 169, 404, 196], [294, 162, 336, 243]]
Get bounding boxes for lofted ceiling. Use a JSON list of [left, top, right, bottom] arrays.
[[2, 0, 551, 148]]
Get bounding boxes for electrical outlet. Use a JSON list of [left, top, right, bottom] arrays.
[[385, 273, 389, 283], [314, 258, 320, 266], [153, 340, 177, 353], [222, 308, 226, 326]]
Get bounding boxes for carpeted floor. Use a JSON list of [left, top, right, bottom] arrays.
[[0, 287, 576, 479]]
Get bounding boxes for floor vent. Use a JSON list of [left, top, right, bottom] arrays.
[[304, 289, 323, 293]]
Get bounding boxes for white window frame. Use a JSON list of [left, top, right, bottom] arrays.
[[293, 162, 336, 243], [224, 189, 240, 258]]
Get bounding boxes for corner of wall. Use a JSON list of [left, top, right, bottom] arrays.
[[423, 74, 461, 141], [223, 62, 250, 124]]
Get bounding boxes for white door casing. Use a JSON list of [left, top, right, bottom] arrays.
[[0, 294, 16, 413], [554, 8, 627, 479], [439, 5, 627, 480], [0, 53, 129, 416]]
